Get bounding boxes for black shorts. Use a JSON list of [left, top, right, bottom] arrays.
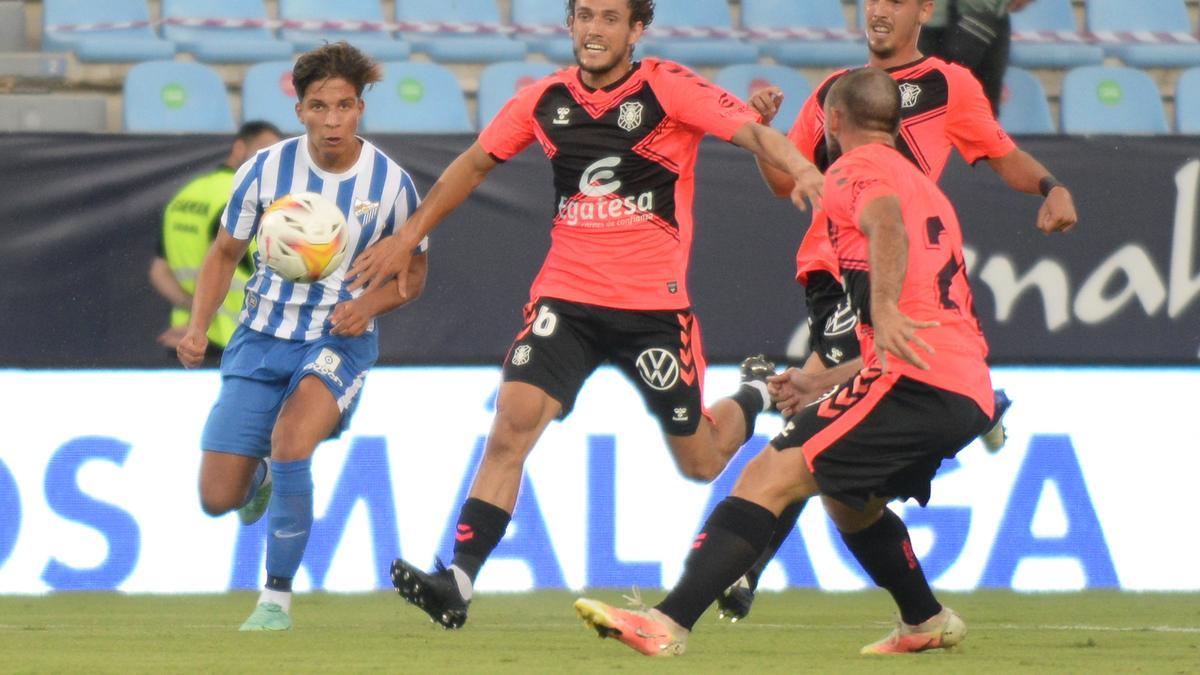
[[805, 271, 861, 368], [501, 297, 708, 435], [772, 369, 990, 510]]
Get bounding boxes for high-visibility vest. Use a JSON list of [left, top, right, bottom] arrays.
[[161, 166, 255, 348]]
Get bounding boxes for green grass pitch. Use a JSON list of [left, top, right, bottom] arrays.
[[1, 590, 1197, 673]]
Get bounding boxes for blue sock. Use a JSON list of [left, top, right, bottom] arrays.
[[238, 460, 268, 509], [265, 458, 313, 592]]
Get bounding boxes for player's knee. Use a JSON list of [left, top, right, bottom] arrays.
[[199, 490, 237, 517], [674, 454, 724, 483]]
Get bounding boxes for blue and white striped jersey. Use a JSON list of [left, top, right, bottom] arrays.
[[222, 136, 427, 342]]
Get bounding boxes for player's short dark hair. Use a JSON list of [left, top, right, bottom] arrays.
[[237, 121, 282, 143], [291, 41, 382, 100], [566, 0, 655, 27], [826, 67, 902, 136]]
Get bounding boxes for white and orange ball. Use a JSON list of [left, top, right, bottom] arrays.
[[256, 192, 349, 283]]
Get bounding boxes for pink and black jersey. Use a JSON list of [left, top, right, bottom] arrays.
[[823, 143, 993, 416], [790, 56, 1016, 285], [478, 58, 759, 311]]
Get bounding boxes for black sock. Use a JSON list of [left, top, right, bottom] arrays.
[[745, 499, 807, 590], [730, 385, 766, 443], [655, 497, 777, 630], [450, 498, 512, 582], [839, 508, 941, 626], [266, 575, 292, 592]]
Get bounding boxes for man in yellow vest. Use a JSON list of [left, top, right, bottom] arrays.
[[150, 121, 282, 359]]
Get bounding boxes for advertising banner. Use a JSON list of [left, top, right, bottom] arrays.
[[1, 134, 1197, 365], [0, 366, 1195, 594]]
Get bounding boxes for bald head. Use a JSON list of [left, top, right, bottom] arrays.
[[826, 67, 902, 137]]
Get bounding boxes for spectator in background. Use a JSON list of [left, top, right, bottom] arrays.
[[149, 121, 282, 359], [919, 0, 1035, 113]]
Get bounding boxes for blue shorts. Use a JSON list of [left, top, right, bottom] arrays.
[[200, 325, 378, 458]]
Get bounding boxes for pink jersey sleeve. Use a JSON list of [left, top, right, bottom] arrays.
[[477, 77, 546, 161], [945, 64, 1016, 164], [825, 153, 900, 234], [651, 61, 760, 141]]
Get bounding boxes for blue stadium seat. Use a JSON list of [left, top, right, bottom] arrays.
[[1060, 65, 1168, 134], [1009, 0, 1104, 69], [741, 0, 865, 67], [639, 0, 758, 67], [161, 0, 292, 63], [713, 64, 810, 132], [278, 0, 410, 61], [477, 61, 558, 128], [510, 0, 573, 64], [123, 61, 234, 132], [1086, 0, 1200, 69], [394, 0, 525, 64], [362, 61, 472, 133], [1174, 67, 1200, 133], [242, 61, 304, 134], [42, 0, 175, 62], [998, 67, 1055, 134]]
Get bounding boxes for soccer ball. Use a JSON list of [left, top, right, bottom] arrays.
[[257, 192, 349, 283]]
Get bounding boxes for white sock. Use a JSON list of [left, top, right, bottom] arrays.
[[744, 380, 771, 413], [448, 565, 474, 602], [258, 588, 292, 613]]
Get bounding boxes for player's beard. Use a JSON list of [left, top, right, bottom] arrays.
[[575, 44, 630, 78]]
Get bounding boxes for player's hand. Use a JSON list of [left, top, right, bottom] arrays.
[[748, 86, 785, 126], [768, 368, 827, 417], [329, 298, 371, 337], [347, 233, 414, 295], [156, 325, 188, 349], [1038, 186, 1077, 234], [789, 164, 824, 212], [176, 328, 208, 369], [870, 304, 938, 373]]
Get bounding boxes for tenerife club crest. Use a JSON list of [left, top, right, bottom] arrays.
[[899, 82, 922, 109], [617, 101, 644, 132]]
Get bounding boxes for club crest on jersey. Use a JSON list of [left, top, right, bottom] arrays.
[[511, 344, 532, 366], [636, 347, 680, 391], [617, 101, 644, 132], [899, 83, 921, 109], [353, 199, 379, 224], [554, 106, 571, 125]]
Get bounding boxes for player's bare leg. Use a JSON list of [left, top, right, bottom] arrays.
[[392, 381, 561, 628], [198, 452, 261, 517], [241, 375, 339, 632], [664, 355, 775, 482]]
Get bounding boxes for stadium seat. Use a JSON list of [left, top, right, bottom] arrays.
[[42, 0, 175, 62], [713, 64, 810, 132], [123, 61, 235, 132], [741, 0, 865, 68], [1060, 65, 1168, 135], [1174, 67, 1200, 134], [639, 0, 758, 67], [278, 0, 411, 61], [1086, 0, 1200, 69], [242, 61, 304, 134], [394, 0, 525, 64], [362, 61, 472, 133], [1009, 0, 1104, 69], [998, 67, 1055, 134], [477, 61, 559, 128], [510, 0, 574, 63], [161, 0, 292, 63]]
